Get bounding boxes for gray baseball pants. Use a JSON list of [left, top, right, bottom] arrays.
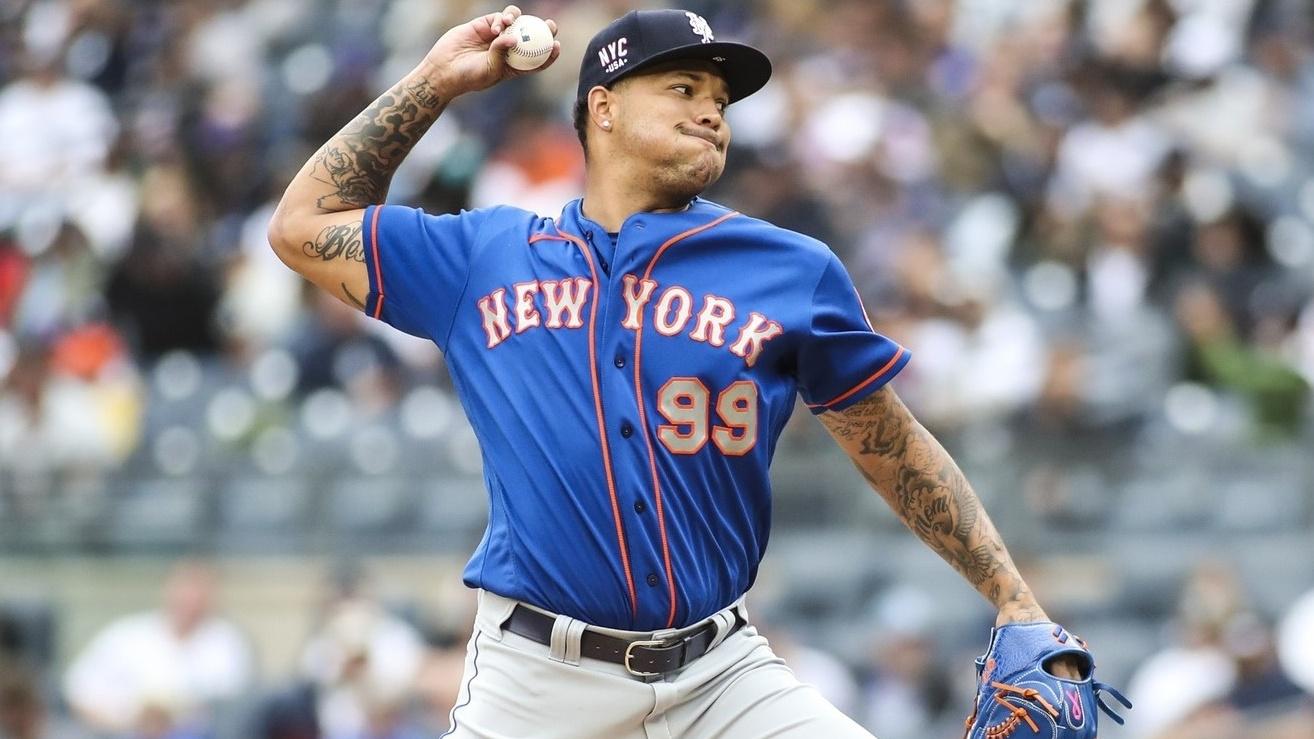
[[442, 589, 875, 738]]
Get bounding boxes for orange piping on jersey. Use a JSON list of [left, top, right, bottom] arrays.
[[806, 345, 906, 410], [851, 283, 876, 333], [632, 210, 740, 628], [529, 228, 638, 618], [369, 206, 385, 319]]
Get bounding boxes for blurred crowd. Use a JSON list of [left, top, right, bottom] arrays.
[[1, 0, 1314, 737], [2, 559, 475, 739], [1, 555, 1311, 739], [4, 0, 1314, 487]]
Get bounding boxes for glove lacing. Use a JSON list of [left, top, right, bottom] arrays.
[[963, 682, 1060, 738], [962, 680, 1134, 737]]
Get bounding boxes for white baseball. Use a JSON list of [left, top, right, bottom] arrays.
[[502, 15, 554, 71]]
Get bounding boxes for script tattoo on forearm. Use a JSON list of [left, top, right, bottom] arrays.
[[309, 76, 447, 211], [819, 388, 1043, 619], [302, 222, 365, 262]]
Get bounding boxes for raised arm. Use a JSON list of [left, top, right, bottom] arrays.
[[266, 4, 559, 309], [817, 386, 1048, 626]]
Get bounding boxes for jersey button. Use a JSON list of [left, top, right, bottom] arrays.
[[620, 422, 633, 438], [646, 573, 659, 587], [633, 500, 646, 514], [614, 355, 625, 369]]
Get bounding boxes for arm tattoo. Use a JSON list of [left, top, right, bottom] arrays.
[[819, 388, 1044, 620], [309, 76, 447, 211], [302, 222, 365, 262]]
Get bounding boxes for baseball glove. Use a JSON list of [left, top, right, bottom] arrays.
[[963, 622, 1131, 739]]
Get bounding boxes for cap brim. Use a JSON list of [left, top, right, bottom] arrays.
[[615, 41, 772, 104]]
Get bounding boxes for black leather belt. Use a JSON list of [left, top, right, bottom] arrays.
[[502, 604, 747, 677]]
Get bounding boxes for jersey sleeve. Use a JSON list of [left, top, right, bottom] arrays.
[[360, 204, 493, 347], [797, 253, 910, 413]]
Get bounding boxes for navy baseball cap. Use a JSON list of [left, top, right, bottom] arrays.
[[577, 9, 772, 105]]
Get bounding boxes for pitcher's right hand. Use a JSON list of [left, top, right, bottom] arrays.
[[423, 5, 561, 96]]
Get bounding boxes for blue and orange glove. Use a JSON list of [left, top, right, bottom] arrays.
[[963, 622, 1131, 738]]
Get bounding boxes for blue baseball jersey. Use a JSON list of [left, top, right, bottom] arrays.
[[360, 197, 909, 631]]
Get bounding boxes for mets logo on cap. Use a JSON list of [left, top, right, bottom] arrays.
[[686, 12, 714, 43]]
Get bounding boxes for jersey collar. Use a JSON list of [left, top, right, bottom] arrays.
[[559, 197, 724, 238]]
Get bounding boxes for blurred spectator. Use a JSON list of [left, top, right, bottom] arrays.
[[289, 291, 402, 409], [219, 196, 306, 349], [9, 221, 103, 339], [1224, 611, 1305, 715], [468, 110, 584, 216], [1048, 73, 1169, 219], [857, 587, 956, 739], [1125, 562, 1244, 736], [62, 560, 255, 736], [1184, 208, 1279, 338], [1174, 280, 1309, 436], [0, 331, 140, 500], [105, 164, 223, 360], [1127, 561, 1310, 738], [0, 215, 144, 493], [255, 566, 427, 739], [297, 599, 425, 739], [0, 45, 117, 225], [882, 229, 1045, 429]]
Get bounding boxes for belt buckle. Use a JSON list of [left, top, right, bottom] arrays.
[[623, 637, 673, 677]]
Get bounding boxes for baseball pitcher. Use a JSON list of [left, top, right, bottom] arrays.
[[268, 6, 1129, 737]]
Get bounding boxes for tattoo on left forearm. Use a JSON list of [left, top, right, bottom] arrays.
[[820, 388, 1042, 618]]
